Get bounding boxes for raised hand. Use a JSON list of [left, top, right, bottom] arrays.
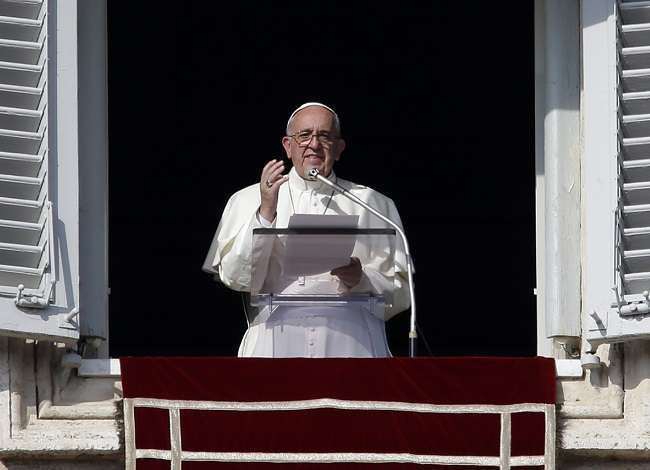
[[259, 159, 289, 222]]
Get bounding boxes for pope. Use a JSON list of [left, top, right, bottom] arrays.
[[203, 102, 410, 357]]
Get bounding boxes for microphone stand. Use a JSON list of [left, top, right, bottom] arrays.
[[307, 168, 417, 357]]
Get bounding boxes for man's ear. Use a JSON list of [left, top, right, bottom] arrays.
[[336, 138, 346, 161], [281, 136, 291, 157]]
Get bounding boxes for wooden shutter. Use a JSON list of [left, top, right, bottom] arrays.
[[0, 0, 51, 303], [617, 1, 650, 308], [0, 0, 78, 341], [583, 0, 650, 347]]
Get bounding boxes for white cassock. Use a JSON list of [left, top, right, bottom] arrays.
[[203, 167, 410, 357]]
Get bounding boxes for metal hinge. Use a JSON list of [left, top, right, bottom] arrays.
[[15, 278, 54, 308], [613, 286, 650, 316]]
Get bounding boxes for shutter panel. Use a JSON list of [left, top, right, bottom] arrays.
[[618, 1, 650, 304], [0, 0, 78, 341], [0, 0, 52, 303], [585, 0, 650, 347]]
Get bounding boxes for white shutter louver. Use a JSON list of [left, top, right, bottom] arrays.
[[577, 0, 650, 348], [0, 0, 79, 342], [0, 0, 53, 306]]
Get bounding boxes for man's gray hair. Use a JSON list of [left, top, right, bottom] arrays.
[[286, 102, 341, 135]]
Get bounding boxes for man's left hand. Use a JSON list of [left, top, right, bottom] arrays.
[[331, 257, 362, 288]]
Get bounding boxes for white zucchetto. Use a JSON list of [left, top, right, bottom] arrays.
[[286, 102, 339, 133]]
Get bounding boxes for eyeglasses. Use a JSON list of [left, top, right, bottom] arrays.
[[287, 130, 339, 147]]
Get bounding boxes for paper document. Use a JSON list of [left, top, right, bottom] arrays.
[[282, 214, 359, 277], [288, 214, 359, 229]]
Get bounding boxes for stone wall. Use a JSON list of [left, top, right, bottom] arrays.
[[558, 341, 650, 465], [0, 338, 121, 467], [2, 337, 650, 468], [0, 459, 122, 470]]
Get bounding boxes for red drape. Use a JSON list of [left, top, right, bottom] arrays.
[[121, 357, 555, 470]]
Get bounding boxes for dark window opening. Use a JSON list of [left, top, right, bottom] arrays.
[[107, 2, 535, 357]]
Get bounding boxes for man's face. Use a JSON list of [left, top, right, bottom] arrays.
[[282, 106, 345, 178]]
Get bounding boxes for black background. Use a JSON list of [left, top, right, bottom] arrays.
[[107, 2, 535, 357]]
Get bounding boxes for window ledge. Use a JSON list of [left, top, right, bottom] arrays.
[[78, 358, 583, 379], [555, 359, 583, 379], [78, 358, 121, 378]]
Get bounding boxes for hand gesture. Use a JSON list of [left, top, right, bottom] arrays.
[[259, 159, 289, 222], [331, 257, 362, 288]]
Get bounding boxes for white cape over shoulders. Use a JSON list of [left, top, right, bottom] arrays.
[[203, 167, 410, 358]]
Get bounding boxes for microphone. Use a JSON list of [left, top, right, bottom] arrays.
[[305, 168, 319, 181], [306, 168, 418, 357]]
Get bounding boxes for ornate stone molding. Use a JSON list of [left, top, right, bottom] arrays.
[[558, 341, 650, 457], [0, 337, 122, 459]]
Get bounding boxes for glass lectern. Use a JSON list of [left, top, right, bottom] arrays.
[[247, 228, 397, 327]]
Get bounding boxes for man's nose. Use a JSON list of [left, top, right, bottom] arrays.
[[306, 134, 323, 149]]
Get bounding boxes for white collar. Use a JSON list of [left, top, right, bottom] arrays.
[[288, 166, 337, 193]]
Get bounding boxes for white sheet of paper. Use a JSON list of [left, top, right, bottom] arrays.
[[288, 214, 359, 229], [282, 214, 359, 277]]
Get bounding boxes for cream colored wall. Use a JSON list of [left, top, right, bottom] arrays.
[[2, 338, 650, 468], [0, 338, 121, 465], [0, 460, 122, 470], [558, 341, 650, 464]]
